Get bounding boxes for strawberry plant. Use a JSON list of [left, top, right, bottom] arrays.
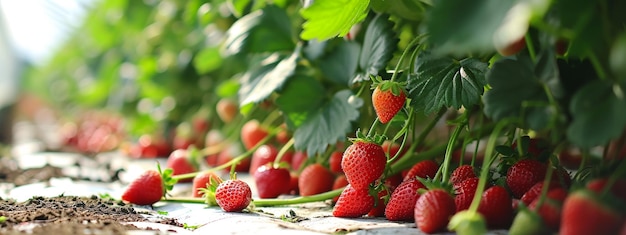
[[22, 0, 626, 233]]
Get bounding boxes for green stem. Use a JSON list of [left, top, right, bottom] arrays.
[[172, 130, 279, 181], [533, 162, 554, 210], [468, 119, 516, 212], [390, 36, 423, 82], [274, 138, 295, 166], [254, 188, 344, 207], [438, 120, 467, 183], [589, 52, 608, 80], [387, 111, 413, 163], [262, 109, 282, 127], [524, 34, 537, 62], [367, 117, 379, 137]]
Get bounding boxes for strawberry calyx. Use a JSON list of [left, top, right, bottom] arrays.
[[370, 76, 406, 97], [448, 210, 487, 235], [156, 163, 177, 198], [417, 177, 454, 195], [352, 129, 386, 146]]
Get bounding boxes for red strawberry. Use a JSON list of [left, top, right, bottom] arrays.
[[121, 170, 165, 205], [367, 189, 389, 217], [241, 119, 269, 150], [298, 163, 335, 196], [254, 164, 291, 198], [287, 172, 299, 195], [586, 178, 626, 203], [215, 179, 252, 212], [403, 160, 439, 181], [249, 144, 278, 176], [290, 151, 308, 171], [165, 149, 199, 182], [329, 151, 344, 174], [333, 184, 375, 218], [477, 185, 513, 229], [454, 177, 481, 212], [192, 171, 220, 198], [528, 187, 568, 232], [385, 179, 425, 221], [520, 181, 561, 206], [450, 165, 476, 185], [332, 174, 349, 202], [506, 159, 547, 198], [414, 189, 456, 233], [561, 189, 625, 235], [372, 83, 406, 124], [342, 140, 386, 190]]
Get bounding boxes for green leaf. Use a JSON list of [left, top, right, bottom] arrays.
[[483, 58, 551, 130], [223, 5, 295, 55], [427, 0, 516, 54], [293, 90, 362, 156], [300, 0, 370, 40], [276, 74, 326, 128], [371, 0, 427, 21], [216, 79, 241, 98], [193, 47, 222, 74], [567, 81, 626, 148], [319, 40, 361, 86], [238, 52, 299, 106], [353, 14, 399, 84], [227, 0, 253, 18], [407, 51, 488, 114]]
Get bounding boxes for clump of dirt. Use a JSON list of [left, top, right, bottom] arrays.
[[0, 195, 182, 235], [0, 157, 64, 186]]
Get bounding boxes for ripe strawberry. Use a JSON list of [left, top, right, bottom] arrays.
[[520, 181, 561, 206], [332, 174, 349, 202], [368, 189, 389, 217], [506, 159, 547, 198], [403, 160, 439, 181], [216, 98, 238, 123], [496, 36, 526, 56], [121, 170, 165, 205], [561, 189, 625, 235], [329, 151, 344, 174], [290, 151, 308, 171], [254, 164, 291, 198], [192, 171, 220, 198], [249, 144, 279, 176], [385, 179, 425, 221], [586, 178, 626, 203], [342, 140, 386, 190], [372, 83, 406, 124], [216, 143, 250, 172], [454, 177, 481, 212], [298, 163, 335, 196], [450, 165, 476, 185], [477, 185, 513, 229], [215, 179, 252, 212], [241, 119, 269, 150], [333, 184, 375, 218], [528, 187, 568, 232], [165, 149, 199, 183], [414, 189, 456, 233], [288, 172, 300, 195]]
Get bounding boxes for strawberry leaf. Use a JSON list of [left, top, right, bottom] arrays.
[[300, 0, 369, 40], [427, 0, 516, 54], [407, 51, 488, 114], [319, 40, 361, 86], [293, 90, 362, 156], [238, 51, 299, 106], [353, 14, 398, 84], [275, 73, 326, 128], [567, 80, 626, 148], [223, 5, 295, 55], [483, 57, 551, 130]]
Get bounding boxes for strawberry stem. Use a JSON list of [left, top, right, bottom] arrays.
[[172, 130, 279, 181], [254, 188, 344, 207], [274, 138, 295, 166], [532, 161, 554, 210], [468, 119, 518, 212], [436, 114, 468, 183], [389, 35, 423, 82]]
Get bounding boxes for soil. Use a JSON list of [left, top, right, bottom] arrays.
[[0, 195, 182, 234], [0, 156, 184, 234]]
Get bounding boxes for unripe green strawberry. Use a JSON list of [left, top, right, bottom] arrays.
[[342, 140, 386, 190]]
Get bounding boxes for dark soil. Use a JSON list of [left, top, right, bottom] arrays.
[[0, 157, 65, 186], [0, 195, 182, 234]]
